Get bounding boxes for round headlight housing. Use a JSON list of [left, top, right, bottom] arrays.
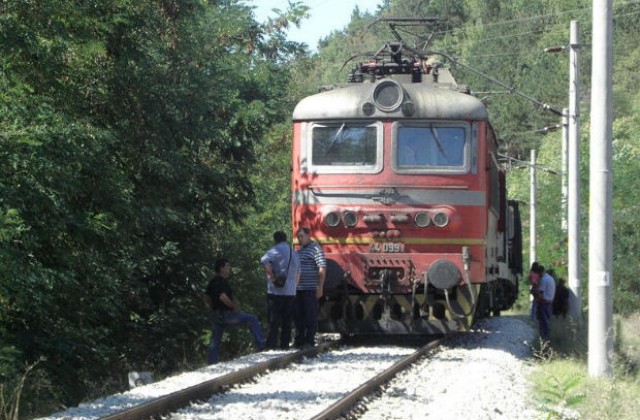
[[373, 80, 403, 112], [415, 212, 431, 227], [325, 212, 340, 227], [432, 211, 449, 227], [343, 211, 358, 227]]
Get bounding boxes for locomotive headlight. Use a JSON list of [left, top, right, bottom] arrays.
[[343, 211, 358, 227], [432, 211, 449, 227], [415, 212, 431, 227], [401, 101, 415, 116], [325, 212, 340, 227], [373, 80, 404, 112], [362, 101, 375, 116]]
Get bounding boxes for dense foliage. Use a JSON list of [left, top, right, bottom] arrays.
[[0, 0, 307, 416], [1, 0, 638, 417]]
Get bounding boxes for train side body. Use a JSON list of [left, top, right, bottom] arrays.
[[291, 64, 522, 335]]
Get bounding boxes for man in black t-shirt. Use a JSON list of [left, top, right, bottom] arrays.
[[205, 258, 266, 364]]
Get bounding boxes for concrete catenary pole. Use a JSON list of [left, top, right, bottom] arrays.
[[561, 108, 569, 233], [530, 149, 537, 268], [589, 0, 613, 377], [568, 20, 583, 322]]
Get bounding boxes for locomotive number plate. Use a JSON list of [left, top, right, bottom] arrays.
[[370, 242, 405, 253]]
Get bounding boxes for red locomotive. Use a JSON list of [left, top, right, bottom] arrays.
[[291, 44, 522, 335]]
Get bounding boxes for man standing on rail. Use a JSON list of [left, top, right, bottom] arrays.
[[533, 264, 556, 343], [205, 257, 266, 364], [260, 231, 300, 350], [293, 227, 326, 349]]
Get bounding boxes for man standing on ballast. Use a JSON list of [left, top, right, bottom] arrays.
[[205, 258, 266, 364], [293, 227, 326, 349]]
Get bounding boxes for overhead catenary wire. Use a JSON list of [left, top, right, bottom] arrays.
[[335, 2, 639, 71], [498, 153, 560, 175], [502, 124, 563, 137], [404, 45, 565, 116], [390, 0, 638, 56], [347, 21, 568, 117], [357, 0, 639, 54], [335, 1, 640, 119]]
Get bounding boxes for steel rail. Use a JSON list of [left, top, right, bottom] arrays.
[[100, 340, 340, 420], [309, 337, 448, 420]]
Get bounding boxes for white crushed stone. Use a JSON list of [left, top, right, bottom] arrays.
[[40, 316, 548, 420], [169, 346, 416, 419], [359, 316, 543, 419]]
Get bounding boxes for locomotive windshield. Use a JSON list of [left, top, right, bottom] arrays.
[[394, 124, 469, 172], [311, 123, 378, 166]]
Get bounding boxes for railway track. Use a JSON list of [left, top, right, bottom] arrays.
[[37, 335, 449, 420], [63, 334, 450, 420], [99, 340, 341, 420], [309, 337, 445, 420], [46, 316, 539, 420], [142, 338, 446, 419]]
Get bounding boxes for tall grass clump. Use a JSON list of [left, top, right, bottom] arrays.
[[529, 312, 640, 419]]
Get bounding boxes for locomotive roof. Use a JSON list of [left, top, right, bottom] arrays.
[[293, 70, 488, 122]]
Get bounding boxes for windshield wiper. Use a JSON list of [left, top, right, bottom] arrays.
[[324, 124, 345, 156], [429, 126, 447, 158]]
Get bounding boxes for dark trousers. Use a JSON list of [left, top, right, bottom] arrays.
[[266, 294, 295, 349], [293, 289, 318, 347], [538, 302, 553, 341]]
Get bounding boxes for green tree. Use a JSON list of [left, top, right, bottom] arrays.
[[1, 0, 302, 414]]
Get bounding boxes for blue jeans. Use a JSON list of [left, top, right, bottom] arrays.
[[293, 290, 318, 347], [208, 311, 266, 364]]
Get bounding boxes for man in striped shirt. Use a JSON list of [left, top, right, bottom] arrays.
[[293, 227, 326, 349]]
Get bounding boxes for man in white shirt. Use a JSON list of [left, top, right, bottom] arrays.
[[533, 264, 556, 342], [260, 231, 300, 350]]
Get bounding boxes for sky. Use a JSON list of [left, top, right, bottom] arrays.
[[248, 0, 382, 51]]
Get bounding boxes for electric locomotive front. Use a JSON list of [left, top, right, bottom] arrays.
[[291, 46, 521, 335]]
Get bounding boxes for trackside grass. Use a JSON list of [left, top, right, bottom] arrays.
[[528, 312, 640, 419]]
